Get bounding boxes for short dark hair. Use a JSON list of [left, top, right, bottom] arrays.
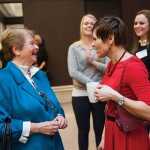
[[93, 16, 127, 48]]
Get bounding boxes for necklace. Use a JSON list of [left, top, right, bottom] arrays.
[[139, 39, 149, 46], [107, 51, 126, 77], [27, 69, 31, 77]]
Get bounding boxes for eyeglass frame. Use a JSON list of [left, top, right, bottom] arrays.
[[38, 91, 55, 110]]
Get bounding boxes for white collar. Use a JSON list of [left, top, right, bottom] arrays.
[[12, 61, 39, 77]]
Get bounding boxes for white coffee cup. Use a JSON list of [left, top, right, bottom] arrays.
[[86, 82, 99, 103]]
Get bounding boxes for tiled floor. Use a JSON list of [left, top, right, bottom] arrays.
[[59, 102, 97, 150]]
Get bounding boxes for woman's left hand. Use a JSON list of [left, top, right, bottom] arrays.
[[94, 84, 119, 102], [54, 115, 68, 129]]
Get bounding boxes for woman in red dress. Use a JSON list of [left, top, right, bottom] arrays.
[[92, 16, 150, 150]]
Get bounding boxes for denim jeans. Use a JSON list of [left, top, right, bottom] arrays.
[[72, 96, 106, 150]]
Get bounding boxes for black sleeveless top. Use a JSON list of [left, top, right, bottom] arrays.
[[136, 44, 150, 74]]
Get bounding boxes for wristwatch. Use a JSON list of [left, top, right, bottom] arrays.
[[118, 96, 126, 106]]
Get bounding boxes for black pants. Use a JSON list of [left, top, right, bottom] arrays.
[[72, 96, 106, 150]]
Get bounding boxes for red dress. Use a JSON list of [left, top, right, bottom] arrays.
[[102, 56, 150, 150]]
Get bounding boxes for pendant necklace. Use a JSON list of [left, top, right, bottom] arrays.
[[139, 39, 149, 46], [107, 50, 126, 77]]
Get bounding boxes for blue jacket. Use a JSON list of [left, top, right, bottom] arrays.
[[0, 61, 65, 150]]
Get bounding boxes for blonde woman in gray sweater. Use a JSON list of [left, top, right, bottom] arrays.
[[67, 14, 109, 150]]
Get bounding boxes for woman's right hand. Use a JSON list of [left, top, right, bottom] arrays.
[[97, 139, 104, 150], [31, 121, 60, 135], [85, 50, 94, 64]]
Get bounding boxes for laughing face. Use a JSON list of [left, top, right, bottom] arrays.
[[92, 30, 110, 58], [82, 16, 96, 37], [15, 33, 39, 66], [134, 14, 149, 40]]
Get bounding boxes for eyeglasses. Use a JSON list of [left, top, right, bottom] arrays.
[[38, 91, 55, 110], [32, 81, 55, 110]]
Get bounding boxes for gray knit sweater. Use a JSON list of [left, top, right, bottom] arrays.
[[67, 43, 109, 90]]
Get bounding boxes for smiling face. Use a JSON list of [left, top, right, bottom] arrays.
[[92, 30, 110, 58], [13, 33, 39, 66], [82, 16, 95, 36], [1, 28, 39, 65], [80, 15, 96, 39], [134, 14, 149, 40], [92, 16, 127, 58]]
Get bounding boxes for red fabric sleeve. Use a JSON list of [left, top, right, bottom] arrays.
[[124, 59, 150, 105]]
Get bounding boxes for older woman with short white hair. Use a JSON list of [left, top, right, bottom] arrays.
[[0, 27, 67, 150]]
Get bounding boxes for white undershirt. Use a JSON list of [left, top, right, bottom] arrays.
[[72, 88, 88, 97], [13, 62, 39, 143]]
